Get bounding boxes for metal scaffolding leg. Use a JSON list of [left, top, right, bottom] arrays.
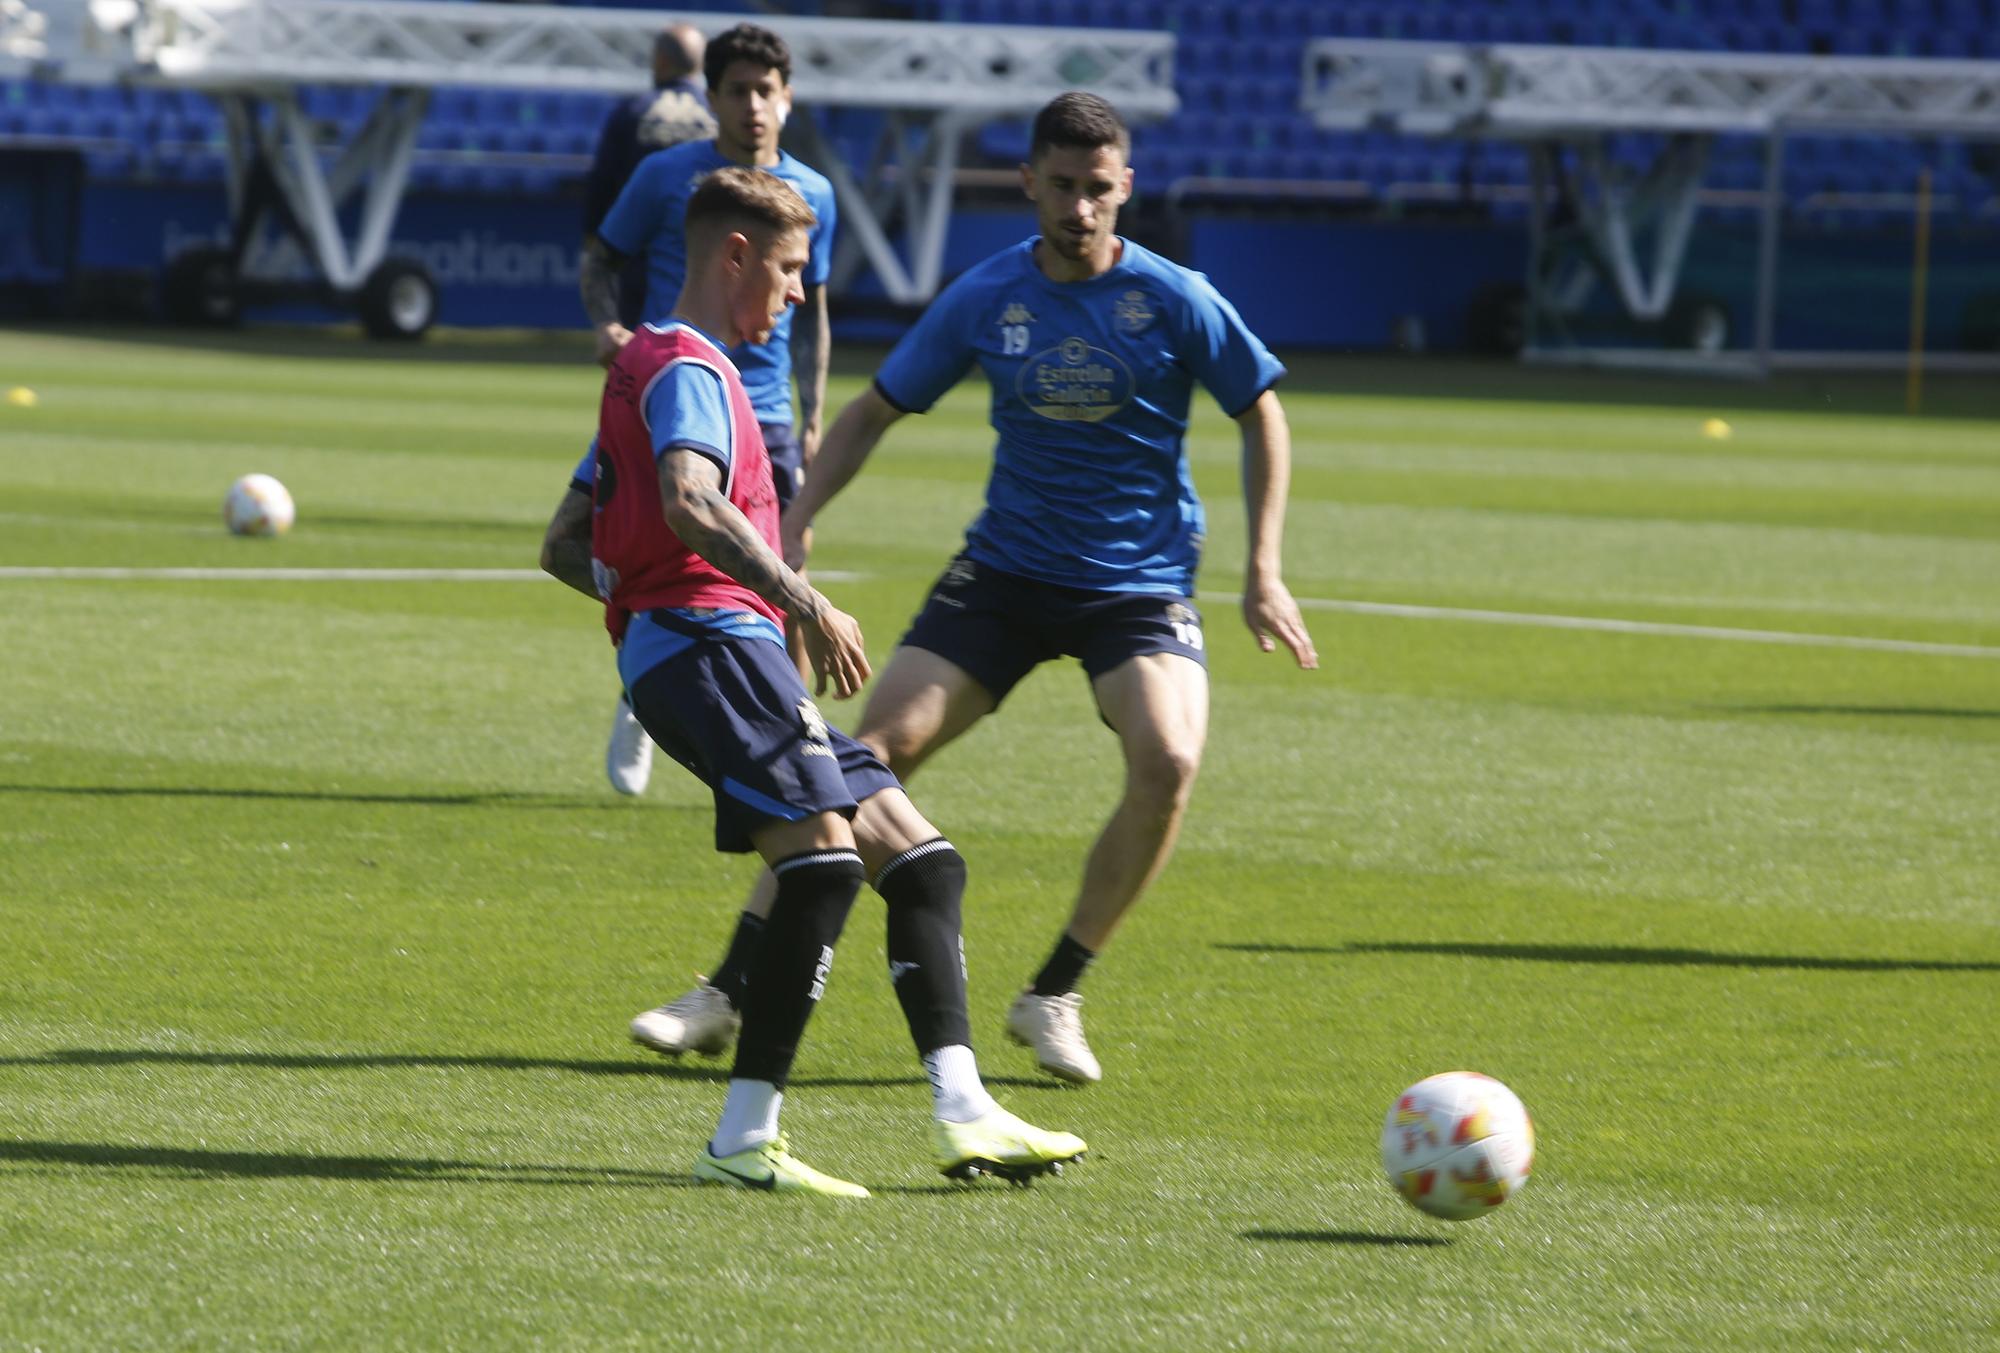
[[213, 86, 428, 292], [1754, 131, 1786, 373], [1574, 134, 1709, 322], [798, 108, 972, 306], [161, 85, 439, 337]]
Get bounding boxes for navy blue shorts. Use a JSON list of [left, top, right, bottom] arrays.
[[760, 422, 802, 512], [625, 626, 900, 853], [900, 552, 1208, 705]]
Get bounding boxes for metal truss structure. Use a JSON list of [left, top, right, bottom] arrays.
[[25, 0, 1176, 330], [1302, 40, 2000, 367]]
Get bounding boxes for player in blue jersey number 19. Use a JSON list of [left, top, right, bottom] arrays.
[[629, 94, 1318, 1086]]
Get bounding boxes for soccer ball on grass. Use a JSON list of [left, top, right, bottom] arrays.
[[224, 473, 295, 537], [1380, 1071, 1534, 1220]]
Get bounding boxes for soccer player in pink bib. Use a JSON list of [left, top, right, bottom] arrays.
[[540, 166, 1084, 1196]]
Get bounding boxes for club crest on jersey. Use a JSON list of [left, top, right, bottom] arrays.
[[1017, 335, 1135, 424], [1113, 289, 1156, 335]]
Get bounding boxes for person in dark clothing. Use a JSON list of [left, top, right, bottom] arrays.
[[582, 23, 716, 326]]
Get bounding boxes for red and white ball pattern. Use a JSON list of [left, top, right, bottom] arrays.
[[1380, 1071, 1535, 1221], [224, 473, 295, 537]]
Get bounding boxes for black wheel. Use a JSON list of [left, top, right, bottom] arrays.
[[1465, 281, 1528, 356], [162, 247, 240, 327], [358, 259, 438, 340], [1666, 292, 1731, 354]]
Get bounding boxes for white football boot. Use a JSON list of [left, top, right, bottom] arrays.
[[606, 692, 654, 796], [630, 978, 740, 1058], [1005, 989, 1103, 1084]]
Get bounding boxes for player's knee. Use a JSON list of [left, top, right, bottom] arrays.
[[858, 727, 919, 777], [1128, 736, 1203, 806]]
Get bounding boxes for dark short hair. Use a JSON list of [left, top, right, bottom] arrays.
[[1029, 92, 1130, 162], [686, 165, 817, 243], [705, 23, 791, 88]]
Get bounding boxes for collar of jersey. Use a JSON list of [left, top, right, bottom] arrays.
[[643, 317, 737, 365], [1019, 236, 1140, 291]]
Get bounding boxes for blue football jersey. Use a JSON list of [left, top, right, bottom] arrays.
[[874, 237, 1285, 596], [596, 140, 837, 427]]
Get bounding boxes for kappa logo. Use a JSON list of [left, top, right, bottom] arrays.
[[998, 302, 1035, 356], [1113, 288, 1156, 334]]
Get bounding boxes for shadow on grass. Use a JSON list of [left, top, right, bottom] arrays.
[[0, 1048, 1053, 1090], [0, 1138, 693, 1188], [1216, 942, 2000, 973], [25, 324, 2000, 420], [1718, 704, 2000, 720], [0, 783, 653, 811], [1242, 1229, 1449, 1248]]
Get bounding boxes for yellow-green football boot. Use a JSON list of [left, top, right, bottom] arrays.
[[693, 1136, 869, 1198], [932, 1106, 1087, 1185]]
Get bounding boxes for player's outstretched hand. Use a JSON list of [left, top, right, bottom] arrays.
[[801, 596, 872, 700], [595, 322, 634, 369], [1243, 575, 1319, 669]]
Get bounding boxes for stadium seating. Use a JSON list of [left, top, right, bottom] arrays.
[[0, 0, 1989, 221]]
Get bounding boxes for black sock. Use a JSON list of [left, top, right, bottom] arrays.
[[874, 839, 973, 1055], [730, 850, 863, 1089], [1030, 932, 1096, 997], [708, 910, 766, 1008]]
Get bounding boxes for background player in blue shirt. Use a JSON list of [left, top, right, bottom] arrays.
[[579, 22, 839, 797], [579, 22, 713, 328], [629, 93, 1318, 1087]]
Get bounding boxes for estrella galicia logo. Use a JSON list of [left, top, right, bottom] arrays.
[[1113, 288, 1156, 335], [1017, 335, 1134, 423]]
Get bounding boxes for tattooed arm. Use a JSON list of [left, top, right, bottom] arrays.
[[539, 487, 598, 601], [579, 235, 633, 369], [657, 447, 871, 698]]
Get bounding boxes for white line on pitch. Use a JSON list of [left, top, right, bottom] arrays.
[[1197, 592, 2000, 661], [0, 566, 863, 583], [1, 568, 1989, 660]]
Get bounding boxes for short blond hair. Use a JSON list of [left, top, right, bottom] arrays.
[[685, 166, 817, 243]]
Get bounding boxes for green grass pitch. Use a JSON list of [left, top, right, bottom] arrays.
[[2, 326, 1997, 1348]]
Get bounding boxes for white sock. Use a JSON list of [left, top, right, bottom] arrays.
[[924, 1044, 998, 1124], [710, 1079, 782, 1156]]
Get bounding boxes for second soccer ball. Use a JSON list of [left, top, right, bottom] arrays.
[[224, 474, 296, 537]]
